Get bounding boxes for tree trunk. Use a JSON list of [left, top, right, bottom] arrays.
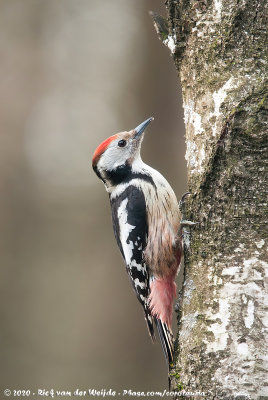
[[152, 1, 267, 398]]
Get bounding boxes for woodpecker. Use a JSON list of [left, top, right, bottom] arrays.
[[92, 117, 182, 367]]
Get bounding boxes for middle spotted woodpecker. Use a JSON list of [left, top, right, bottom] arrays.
[[92, 117, 182, 367]]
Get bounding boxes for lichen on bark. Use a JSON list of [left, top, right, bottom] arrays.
[[153, 0, 267, 398]]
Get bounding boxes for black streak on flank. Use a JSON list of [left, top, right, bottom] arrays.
[[105, 162, 157, 188]]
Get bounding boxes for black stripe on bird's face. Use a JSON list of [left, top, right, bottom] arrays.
[[105, 162, 132, 185], [93, 162, 132, 185]]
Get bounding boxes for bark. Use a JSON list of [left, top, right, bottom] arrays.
[[152, 1, 267, 398]]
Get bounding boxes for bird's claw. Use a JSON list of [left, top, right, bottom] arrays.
[[178, 193, 198, 238], [179, 192, 191, 212], [180, 220, 199, 228]]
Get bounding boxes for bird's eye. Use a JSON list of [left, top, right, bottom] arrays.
[[118, 139, 127, 147]]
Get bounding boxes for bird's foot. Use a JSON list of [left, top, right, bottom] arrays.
[[178, 192, 198, 238], [180, 220, 199, 234], [179, 192, 191, 213]]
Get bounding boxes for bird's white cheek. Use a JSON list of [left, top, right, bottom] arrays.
[[100, 147, 131, 170]]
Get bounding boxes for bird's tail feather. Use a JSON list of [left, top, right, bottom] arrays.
[[155, 317, 174, 366]]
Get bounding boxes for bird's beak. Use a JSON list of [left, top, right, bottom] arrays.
[[133, 117, 154, 139]]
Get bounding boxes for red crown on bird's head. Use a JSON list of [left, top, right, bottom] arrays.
[[92, 134, 118, 167]]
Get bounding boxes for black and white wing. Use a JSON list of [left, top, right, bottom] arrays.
[[110, 184, 154, 339]]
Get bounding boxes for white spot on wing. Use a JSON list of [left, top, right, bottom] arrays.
[[117, 198, 147, 275], [131, 259, 146, 273], [134, 279, 146, 289], [117, 198, 135, 265]]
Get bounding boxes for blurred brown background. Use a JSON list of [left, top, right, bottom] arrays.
[[0, 0, 186, 395]]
